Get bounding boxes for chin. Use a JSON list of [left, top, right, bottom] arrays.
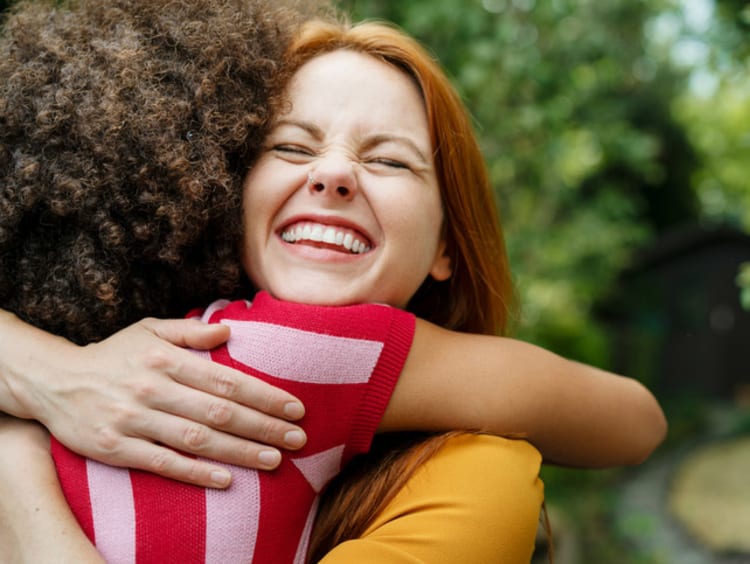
[[271, 287, 360, 307]]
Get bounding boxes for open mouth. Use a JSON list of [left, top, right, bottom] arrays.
[[280, 221, 372, 254]]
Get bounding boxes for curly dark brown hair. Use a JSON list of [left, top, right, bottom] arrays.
[[0, 0, 327, 344]]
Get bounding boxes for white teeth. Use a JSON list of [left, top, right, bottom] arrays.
[[310, 225, 324, 242], [281, 223, 370, 254]]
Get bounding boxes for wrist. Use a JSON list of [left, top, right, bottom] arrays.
[[0, 309, 78, 422]]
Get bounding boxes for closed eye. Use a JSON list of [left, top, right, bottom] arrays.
[[273, 144, 314, 156], [368, 157, 410, 170], [270, 144, 316, 164]]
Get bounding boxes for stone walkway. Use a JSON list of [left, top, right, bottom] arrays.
[[670, 436, 750, 554], [616, 432, 750, 563]]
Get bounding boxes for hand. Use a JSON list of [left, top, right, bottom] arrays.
[[23, 317, 307, 488]]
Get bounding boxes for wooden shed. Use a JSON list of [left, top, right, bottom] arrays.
[[599, 224, 750, 400]]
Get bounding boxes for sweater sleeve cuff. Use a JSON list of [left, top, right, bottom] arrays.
[[348, 307, 415, 454]]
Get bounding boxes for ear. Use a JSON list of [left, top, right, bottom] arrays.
[[429, 239, 452, 281]]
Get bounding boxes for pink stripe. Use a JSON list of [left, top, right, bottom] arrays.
[[205, 464, 261, 564], [223, 320, 383, 384], [293, 497, 320, 564], [198, 299, 232, 322], [86, 460, 136, 564]]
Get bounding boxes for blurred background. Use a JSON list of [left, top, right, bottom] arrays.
[[337, 0, 750, 562], [2, 0, 748, 561]]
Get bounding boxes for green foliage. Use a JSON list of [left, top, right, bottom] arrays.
[[713, 0, 750, 60], [738, 262, 750, 311], [339, 0, 698, 364], [667, 0, 750, 232], [681, 82, 750, 230]]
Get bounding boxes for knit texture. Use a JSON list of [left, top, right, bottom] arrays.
[[51, 291, 415, 563]]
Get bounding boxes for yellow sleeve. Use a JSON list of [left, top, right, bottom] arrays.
[[318, 434, 544, 564]]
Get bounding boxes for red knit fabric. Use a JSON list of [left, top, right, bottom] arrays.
[[51, 292, 415, 563]]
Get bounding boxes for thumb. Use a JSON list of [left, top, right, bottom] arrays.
[[142, 318, 231, 350]]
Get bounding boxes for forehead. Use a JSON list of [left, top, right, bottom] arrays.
[[281, 50, 429, 136]]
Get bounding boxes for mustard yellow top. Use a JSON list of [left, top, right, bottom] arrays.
[[320, 433, 544, 563]]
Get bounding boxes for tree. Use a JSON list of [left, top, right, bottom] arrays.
[[663, 0, 750, 231]]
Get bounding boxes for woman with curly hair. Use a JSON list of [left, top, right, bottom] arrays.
[[0, 0, 323, 484], [0, 2, 666, 562]]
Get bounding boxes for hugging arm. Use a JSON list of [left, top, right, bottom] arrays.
[[0, 303, 665, 488], [0, 415, 104, 564], [381, 319, 668, 468], [0, 304, 659, 561], [0, 309, 307, 488]]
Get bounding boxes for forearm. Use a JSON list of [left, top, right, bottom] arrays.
[[382, 320, 667, 468], [530, 359, 668, 467], [0, 415, 103, 563], [0, 308, 74, 421]]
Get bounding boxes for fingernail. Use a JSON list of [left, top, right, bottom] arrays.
[[284, 401, 305, 419], [210, 470, 231, 487], [284, 429, 306, 448], [258, 449, 281, 468]]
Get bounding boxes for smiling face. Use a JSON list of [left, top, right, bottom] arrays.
[[241, 49, 451, 308]]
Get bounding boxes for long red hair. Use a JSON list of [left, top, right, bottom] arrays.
[[278, 19, 519, 560]]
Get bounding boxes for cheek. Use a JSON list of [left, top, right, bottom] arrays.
[[385, 192, 443, 250], [241, 173, 277, 239], [419, 196, 445, 242], [241, 172, 261, 215], [239, 188, 266, 285], [238, 215, 256, 283]]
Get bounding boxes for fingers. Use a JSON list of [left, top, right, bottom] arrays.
[[176, 356, 305, 421], [137, 350, 307, 451], [82, 414, 288, 488], [132, 318, 309, 457], [133, 394, 306, 465], [141, 317, 306, 422], [105, 438, 236, 489], [143, 317, 232, 351], [45, 316, 310, 486], [101, 418, 296, 488], [159, 391, 307, 451]]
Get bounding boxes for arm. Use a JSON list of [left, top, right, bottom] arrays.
[[0, 308, 307, 488], [0, 415, 104, 564], [380, 319, 667, 467]]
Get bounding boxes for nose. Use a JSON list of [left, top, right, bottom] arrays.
[[308, 157, 357, 201]]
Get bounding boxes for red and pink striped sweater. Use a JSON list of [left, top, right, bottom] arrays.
[[51, 291, 415, 563]]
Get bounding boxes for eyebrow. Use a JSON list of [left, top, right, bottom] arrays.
[[272, 118, 323, 140], [362, 133, 430, 166], [271, 119, 431, 166]]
